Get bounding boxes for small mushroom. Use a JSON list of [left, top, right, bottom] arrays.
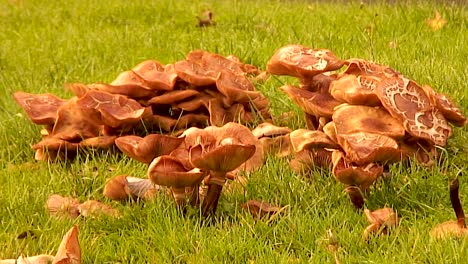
[[190, 143, 256, 216], [252, 122, 291, 139], [104, 175, 161, 201], [363, 207, 399, 240], [148, 156, 206, 208], [241, 200, 285, 219], [196, 10, 216, 27], [329, 74, 381, 106], [431, 178, 467, 239], [53, 225, 81, 264], [289, 148, 333, 173], [289, 129, 339, 152]]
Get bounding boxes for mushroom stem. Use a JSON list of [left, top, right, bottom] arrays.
[[345, 185, 364, 209], [449, 178, 466, 228], [201, 171, 226, 217], [188, 184, 201, 207], [172, 187, 187, 209]]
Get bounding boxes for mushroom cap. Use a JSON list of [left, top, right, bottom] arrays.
[[333, 104, 406, 138], [421, 85, 467, 127], [322, 121, 338, 144], [190, 144, 256, 173], [147, 90, 199, 105], [375, 77, 451, 146], [208, 100, 245, 126], [79, 135, 116, 149], [215, 71, 262, 103], [267, 45, 345, 78], [76, 90, 151, 128], [147, 156, 205, 188], [103, 175, 130, 201], [115, 134, 184, 164], [241, 200, 284, 219], [280, 85, 341, 118], [53, 225, 81, 264], [329, 74, 381, 106], [331, 151, 383, 189], [259, 134, 292, 158], [364, 208, 399, 227], [289, 129, 339, 152], [13, 92, 66, 125], [174, 59, 217, 86], [431, 221, 468, 239], [252, 122, 291, 139], [337, 132, 401, 165], [289, 148, 333, 173], [132, 60, 178, 91], [343, 58, 400, 78], [51, 97, 103, 140]]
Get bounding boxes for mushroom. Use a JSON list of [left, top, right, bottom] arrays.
[[267, 45, 345, 90], [343, 58, 400, 78], [103, 175, 161, 201], [363, 207, 399, 240], [190, 143, 256, 216], [13, 92, 66, 125], [289, 129, 340, 152], [375, 76, 451, 146], [329, 74, 381, 106], [147, 155, 206, 208], [53, 225, 81, 264], [196, 10, 216, 27], [421, 85, 467, 127], [115, 134, 184, 164], [280, 85, 341, 130], [132, 60, 179, 91], [241, 200, 285, 219], [253, 122, 292, 157], [431, 178, 467, 239], [0, 255, 56, 264]]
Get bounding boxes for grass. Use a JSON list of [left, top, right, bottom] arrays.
[[0, 0, 467, 262]]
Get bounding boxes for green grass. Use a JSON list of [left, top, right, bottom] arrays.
[[1, 0, 467, 262]]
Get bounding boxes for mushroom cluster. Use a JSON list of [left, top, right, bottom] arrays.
[[13, 50, 270, 161], [110, 122, 263, 216], [266, 44, 467, 207]]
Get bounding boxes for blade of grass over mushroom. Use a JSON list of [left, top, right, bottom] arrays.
[[1, 0, 468, 263]]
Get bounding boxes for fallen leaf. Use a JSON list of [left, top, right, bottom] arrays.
[[241, 199, 286, 220], [426, 11, 447, 30]]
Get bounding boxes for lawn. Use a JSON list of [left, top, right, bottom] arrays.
[[0, 0, 467, 263]]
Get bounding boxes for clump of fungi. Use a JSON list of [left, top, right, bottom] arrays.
[[13, 50, 270, 161], [105, 122, 263, 216], [266, 44, 467, 208], [431, 177, 467, 239]]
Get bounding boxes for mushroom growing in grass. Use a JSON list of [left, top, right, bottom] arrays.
[[148, 156, 206, 208], [431, 178, 467, 239], [363, 207, 399, 240], [190, 142, 256, 217], [103, 175, 161, 201]]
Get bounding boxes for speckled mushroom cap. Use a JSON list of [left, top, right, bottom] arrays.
[[330, 74, 381, 106], [375, 76, 452, 146], [267, 45, 345, 78], [280, 85, 341, 118], [421, 85, 467, 127]]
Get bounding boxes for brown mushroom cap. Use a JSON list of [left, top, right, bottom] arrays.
[[215, 71, 262, 103], [289, 148, 333, 173], [322, 121, 338, 144], [331, 151, 383, 190], [46, 195, 80, 219], [364, 208, 399, 227], [281, 85, 341, 118], [337, 132, 401, 165], [289, 129, 339, 152], [267, 45, 345, 78], [421, 85, 467, 127], [148, 156, 205, 188], [13, 92, 66, 125], [132, 60, 178, 91], [76, 90, 151, 128], [259, 134, 292, 158], [174, 59, 217, 86], [208, 100, 245, 126], [53, 225, 81, 264], [115, 134, 184, 164], [333, 104, 406, 138], [77, 200, 121, 218], [375, 77, 451, 146], [147, 90, 199, 105], [190, 144, 256, 173], [330, 74, 381, 106]]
